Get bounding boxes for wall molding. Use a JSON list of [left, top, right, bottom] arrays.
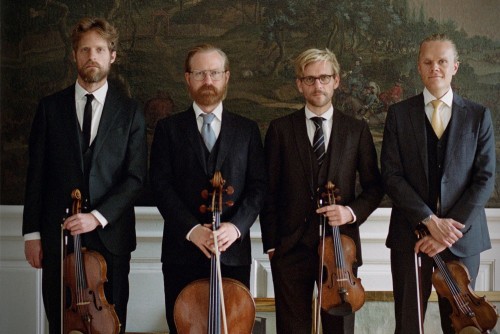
[[2, 206, 499, 333]]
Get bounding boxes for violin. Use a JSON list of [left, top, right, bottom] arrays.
[[62, 189, 120, 334], [416, 224, 498, 333], [173, 171, 256, 334], [315, 181, 365, 330]]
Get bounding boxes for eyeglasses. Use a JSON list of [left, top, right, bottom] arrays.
[[300, 75, 335, 86], [189, 70, 227, 81]]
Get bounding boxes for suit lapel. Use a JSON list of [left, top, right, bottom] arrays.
[[324, 111, 346, 183], [60, 85, 84, 172], [291, 110, 316, 196], [215, 110, 236, 171], [92, 86, 120, 161], [183, 108, 209, 175], [408, 94, 429, 183], [443, 95, 467, 173]]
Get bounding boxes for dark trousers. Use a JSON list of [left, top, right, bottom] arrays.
[[162, 261, 251, 334], [43, 231, 131, 334], [391, 249, 480, 334], [271, 244, 356, 334]]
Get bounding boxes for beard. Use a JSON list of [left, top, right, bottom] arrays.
[[307, 90, 332, 108], [78, 61, 110, 83], [190, 83, 227, 107]]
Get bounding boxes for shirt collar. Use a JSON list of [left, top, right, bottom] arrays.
[[75, 81, 108, 105], [305, 105, 334, 121], [193, 101, 223, 121], [423, 87, 453, 108]]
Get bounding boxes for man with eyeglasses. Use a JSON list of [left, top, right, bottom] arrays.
[[261, 48, 383, 333], [149, 44, 266, 334]]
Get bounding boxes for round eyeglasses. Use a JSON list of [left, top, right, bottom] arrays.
[[189, 70, 227, 81], [300, 74, 335, 86]]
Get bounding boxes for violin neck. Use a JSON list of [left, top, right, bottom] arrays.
[[73, 234, 88, 290], [331, 226, 346, 269]]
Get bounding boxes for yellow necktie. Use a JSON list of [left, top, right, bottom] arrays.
[[430, 100, 444, 139]]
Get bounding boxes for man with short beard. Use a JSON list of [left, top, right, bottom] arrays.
[[149, 44, 266, 334], [23, 17, 147, 334]]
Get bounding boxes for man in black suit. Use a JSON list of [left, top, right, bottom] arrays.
[[381, 34, 495, 334], [23, 17, 147, 334], [260, 48, 383, 334], [149, 44, 266, 334]]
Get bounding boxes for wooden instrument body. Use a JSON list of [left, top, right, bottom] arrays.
[[432, 260, 498, 333], [63, 189, 120, 334], [317, 181, 365, 317], [174, 278, 256, 334], [319, 233, 365, 314]]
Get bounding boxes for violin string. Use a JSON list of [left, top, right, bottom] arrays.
[[332, 226, 345, 290], [433, 255, 471, 315], [420, 228, 470, 316]]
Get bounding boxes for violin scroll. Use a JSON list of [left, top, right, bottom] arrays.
[[199, 173, 235, 214], [319, 181, 341, 207]]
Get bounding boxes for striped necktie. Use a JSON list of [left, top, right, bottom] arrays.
[[311, 117, 325, 164]]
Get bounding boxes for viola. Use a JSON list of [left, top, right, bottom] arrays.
[[62, 189, 120, 334], [173, 171, 256, 334], [315, 181, 365, 331], [416, 224, 498, 333]]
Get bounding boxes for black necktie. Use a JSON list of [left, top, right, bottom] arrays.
[[311, 117, 325, 165], [83, 94, 94, 148]]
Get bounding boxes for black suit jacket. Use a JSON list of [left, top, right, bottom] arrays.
[[149, 107, 266, 266], [23, 83, 148, 256], [260, 109, 383, 265], [381, 93, 495, 257]]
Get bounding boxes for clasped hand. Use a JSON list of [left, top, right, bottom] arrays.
[[190, 223, 238, 258], [415, 216, 464, 257]]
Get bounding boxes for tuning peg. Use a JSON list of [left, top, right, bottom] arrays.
[[226, 186, 234, 195], [199, 204, 209, 213]]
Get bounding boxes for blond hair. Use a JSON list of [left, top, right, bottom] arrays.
[[419, 34, 459, 62], [294, 48, 340, 78]]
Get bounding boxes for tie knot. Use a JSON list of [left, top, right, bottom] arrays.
[[431, 99, 442, 110], [86, 94, 94, 102], [202, 113, 215, 125], [311, 116, 324, 128]]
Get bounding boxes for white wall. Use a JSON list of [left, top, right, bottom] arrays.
[[1, 206, 499, 333]]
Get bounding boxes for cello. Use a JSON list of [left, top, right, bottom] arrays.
[[416, 224, 498, 333], [173, 171, 256, 334], [315, 181, 365, 332], [62, 189, 120, 334]]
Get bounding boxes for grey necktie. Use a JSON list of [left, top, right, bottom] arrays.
[[201, 113, 216, 152], [311, 117, 325, 164]]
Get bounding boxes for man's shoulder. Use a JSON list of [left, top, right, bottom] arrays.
[[387, 93, 423, 112], [156, 108, 193, 127], [41, 85, 74, 102], [268, 108, 304, 127], [222, 109, 259, 128], [454, 94, 485, 111]]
